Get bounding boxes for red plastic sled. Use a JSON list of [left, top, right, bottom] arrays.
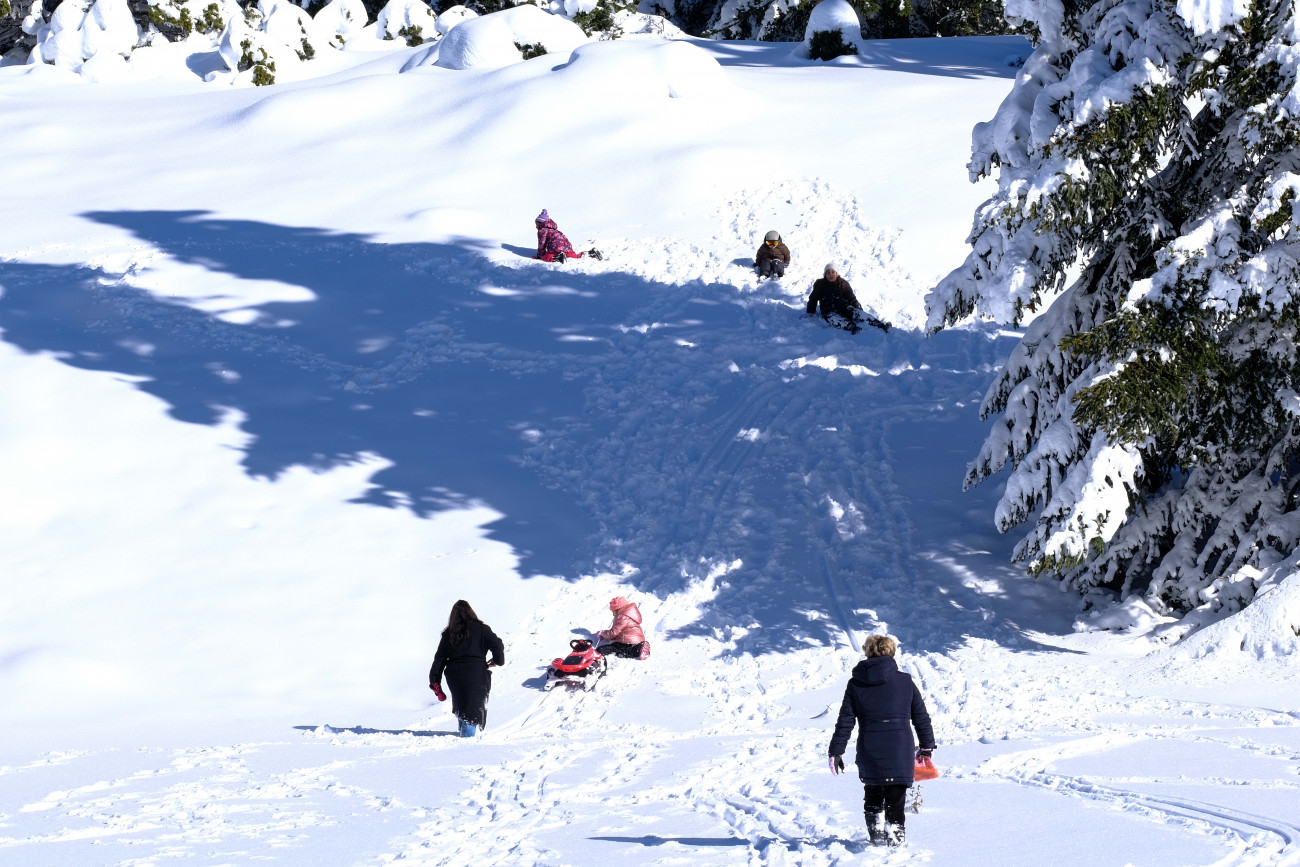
[[914, 755, 940, 781], [544, 639, 608, 691]]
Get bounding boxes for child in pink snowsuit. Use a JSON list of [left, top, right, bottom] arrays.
[[595, 596, 650, 660], [534, 209, 583, 263]]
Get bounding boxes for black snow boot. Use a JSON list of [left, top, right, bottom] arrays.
[[865, 811, 886, 846]]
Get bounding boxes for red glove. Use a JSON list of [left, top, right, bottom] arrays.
[[431, 683, 446, 701]]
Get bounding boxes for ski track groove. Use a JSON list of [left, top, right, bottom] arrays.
[[991, 769, 1300, 866]]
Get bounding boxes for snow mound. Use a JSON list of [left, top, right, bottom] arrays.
[[405, 5, 587, 71], [434, 4, 478, 35], [556, 38, 734, 101], [797, 0, 865, 60], [1163, 569, 1300, 659], [1074, 594, 1175, 635]]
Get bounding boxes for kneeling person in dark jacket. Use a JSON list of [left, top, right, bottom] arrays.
[[828, 634, 936, 847]]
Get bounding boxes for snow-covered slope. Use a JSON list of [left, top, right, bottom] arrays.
[[1, 24, 1298, 867]]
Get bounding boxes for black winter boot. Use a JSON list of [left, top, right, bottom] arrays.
[[865, 811, 886, 845]]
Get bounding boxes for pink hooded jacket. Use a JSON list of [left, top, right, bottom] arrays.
[[602, 597, 645, 644]]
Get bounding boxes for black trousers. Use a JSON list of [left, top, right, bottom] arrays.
[[864, 784, 908, 829], [596, 641, 645, 659]]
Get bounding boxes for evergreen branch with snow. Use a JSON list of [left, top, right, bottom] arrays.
[[927, 0, 1300, 622]]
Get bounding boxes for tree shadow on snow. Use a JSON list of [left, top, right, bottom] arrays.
[[0, 210, 711, 578], [0, 211, 1073, 657], [696, 35, 1030, 80]]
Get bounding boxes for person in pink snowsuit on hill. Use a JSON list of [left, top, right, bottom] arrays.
[[534, 209, 601, 263], [595, 596, 650, 660]]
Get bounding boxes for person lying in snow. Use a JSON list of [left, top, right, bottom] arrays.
[[595, 596, 650, 660], [755, 229, 790, 279], [805, 263, 891, 334], [533, 209, 602, 263]]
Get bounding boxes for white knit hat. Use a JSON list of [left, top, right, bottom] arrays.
[[824, 262, 838, 275]]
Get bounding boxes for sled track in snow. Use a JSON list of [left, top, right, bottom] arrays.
[[1000, 770, 1300, 866]]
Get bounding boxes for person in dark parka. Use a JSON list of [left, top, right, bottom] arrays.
[[805, 264, 891, 333], [429, 600, 505, 738], [828, 634, 936, 847]]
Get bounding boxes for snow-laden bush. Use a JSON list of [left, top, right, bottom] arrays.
[[433, 4, 476, 35], [600, 8, 686, 39], [311, 0, 367, 46], [33, 0, 139, 72], [548, 0, 598, 19], [404, 4, 586, 71], [218, 0, 319, 85], [145, 0, 238, 42], [375, 0, 437, 45], [710, 0, 789, 40], [796, 0, 862, 60]]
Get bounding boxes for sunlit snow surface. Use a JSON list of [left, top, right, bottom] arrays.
[[2, 30, 1298, 867]]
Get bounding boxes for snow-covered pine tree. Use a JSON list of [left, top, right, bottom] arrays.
[[926, 0, 1300, 621]]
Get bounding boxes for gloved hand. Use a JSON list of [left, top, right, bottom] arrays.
[[431, 683, 446, 702], [916, 747, 933, 759], [828, 755, 845, 776]]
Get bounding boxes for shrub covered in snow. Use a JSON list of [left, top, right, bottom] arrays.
[[145, 0, 236, 41], [311, 0, 367, 47], [32, 0, 140, 72], [375, 0, 438, 45], [797, 0, 862, 60], [218, 0, 321, 85]]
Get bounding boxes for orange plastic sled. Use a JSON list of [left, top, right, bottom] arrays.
[[914, 756, 940, 781]]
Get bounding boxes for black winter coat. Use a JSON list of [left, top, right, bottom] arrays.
[[828, 656, 936, 785], [806, 276, 863, 320], [430, 621, 505, 728]]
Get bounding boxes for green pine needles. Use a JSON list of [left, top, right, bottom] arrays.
[[514, 41, 548, 59], [808, 29, 859, 60], [927, 0, 1300, 618]]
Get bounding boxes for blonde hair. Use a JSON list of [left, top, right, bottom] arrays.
[[862, 634, 897, 658]]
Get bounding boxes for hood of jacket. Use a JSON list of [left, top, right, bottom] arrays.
[[850, 655, 897, 686]]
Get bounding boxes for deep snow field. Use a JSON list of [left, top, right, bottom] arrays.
[[2, 19, 1300, 867]]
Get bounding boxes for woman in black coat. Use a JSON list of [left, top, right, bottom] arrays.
[[429, 600, 505, 738], [828, 634, 936, 846]]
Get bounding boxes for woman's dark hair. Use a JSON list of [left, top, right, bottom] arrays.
[[444, 600, 481, 647]]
